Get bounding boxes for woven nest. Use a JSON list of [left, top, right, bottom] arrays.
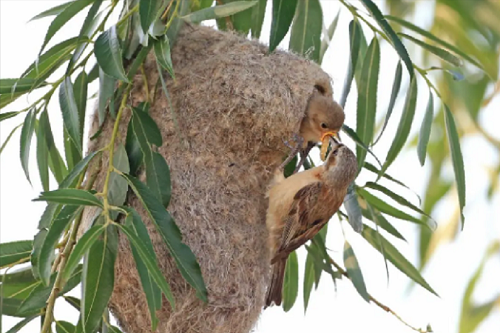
[[81, 23, 333, 333]]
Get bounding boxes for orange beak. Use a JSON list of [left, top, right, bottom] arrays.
[[320, 131, 340, 161]]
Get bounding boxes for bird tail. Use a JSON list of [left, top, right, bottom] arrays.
[[265, 259, 286, 308]]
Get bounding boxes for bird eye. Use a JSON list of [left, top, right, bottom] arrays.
[[333, 149, 339, 156], [321, 123, 327, 129]]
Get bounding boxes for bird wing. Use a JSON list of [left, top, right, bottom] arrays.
[[275, 181, 324, 258]]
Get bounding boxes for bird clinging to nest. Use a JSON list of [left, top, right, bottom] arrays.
[[265, 136, 358, 307], [279, 87, 346, 172]]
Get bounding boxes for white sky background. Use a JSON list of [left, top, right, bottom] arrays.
[[1, 1, 499, 332]]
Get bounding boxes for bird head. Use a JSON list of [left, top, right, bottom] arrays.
[[323, 137, 358, 188], [301, 94, 345, 144]]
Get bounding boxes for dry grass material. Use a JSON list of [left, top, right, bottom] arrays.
[[81, 23, 334, 333]]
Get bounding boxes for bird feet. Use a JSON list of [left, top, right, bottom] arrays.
[[279, 134, 304, 172]]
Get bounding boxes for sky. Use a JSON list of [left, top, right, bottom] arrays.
[[1, 1, 499, 333]]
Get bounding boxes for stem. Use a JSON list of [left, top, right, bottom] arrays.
[[328, 256, 430, 333], [116, 4, 139, 27]]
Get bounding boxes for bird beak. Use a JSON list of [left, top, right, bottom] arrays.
[[320, 131, 340, 161]]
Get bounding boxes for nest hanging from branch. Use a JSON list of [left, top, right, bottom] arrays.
[[82, 23, 333, 333]]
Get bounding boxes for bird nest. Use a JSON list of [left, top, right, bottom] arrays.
[[82, 23, 334, 333]]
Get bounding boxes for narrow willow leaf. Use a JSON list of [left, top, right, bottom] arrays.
[[343, 183, 363, 233], [139, 0, 161, 34], [282, 250, 298, 312], [131, 106, 162, 146], [148, 152, 172, 207], [400, 33, 462, 67], [154, 36, 175, 80], [81, 226, 117, 333], [303, 254, 315, 312], [417, 92, 434, 166], [363, 162, 411, 191], [250, 0, 267, 39], [73, 71, 88, 138], [362, 225, 437, 296], [1, 297, 43, 317], [357, 188, 428, 227], [0, 111, 21, 122], [64, 296, 81, 310], [319, 10, 340, 64], [356, 37, 380, 169], [123, 208, 162, 329], [0, 241, 33, 268], [289, 0, 322, 63], [69, 0, 104, 71], [268, 0, 298, 53], [30, 230, 47, 280], [121, 173, 208, 302], [342, 124, 382, 168], [385, 15, 483, 70], [444, 105, 466, 228], [38, 110, 68, 184], [119, 223, 175, 309], [360, 202, 406, 242], [59, 150, 99, 189], [373, 61, 402, 145], [344, 241, 369, 302], [364, 182, 435, 225], [20, 108, 36, 184], [360, 0, 414, 77], [94, 26, 129, 82], [29, 1, 74, 21], [39, 0, 94, 54], [181, 1, 258, 24], [56, 320, 76, 333], [0, 124, 22, 155], [0, 78, 47, 94], [126, 118, 144, 176], [35, 120, 50, 191], [62, 224, 106, 282], [108, 144, 129, 220], [165, 0, 190, 44], [215, 0, 255, 35], [381, 75, 418, 175], [37, 205, 82, 285], [59, 77, 82, 152], [64, 129, 82, 171], [34, 189, 103, 207], [98, 68, 116, 126], [4, 315, 39, 333], [339, 20, 362, 108]]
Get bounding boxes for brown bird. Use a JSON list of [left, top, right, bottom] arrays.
[[280, 89, 345, 172], [265, 137, 358, 307]]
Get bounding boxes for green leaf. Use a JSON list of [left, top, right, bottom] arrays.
[[342, 124, 382, 168], [139, 0, 161, 34], [4, 316, 39, 333], [154, 36, 175, 80], [250, 0, 267, 39], [119, 222, 175, 309], [282, 250, 298, 312], [399, 33, 462, 67], [73, 71, 88, 137], [319, 10, 340, 64], [81, 226, 117, 333], [362, 225, 437, 296], [385, 15, 483, 70], [64, 128, 82, 171], [444, 105, 466, 228], [0, 297, 41, 317], [356, 37, 380, 169], [360, 202, 406, 242], [268, 0, 298, 53], [380, 75, 418, 175], [121, 173, 208, 302], [339, 19, 362, 108], [19, 108, 37, 184], [38, 110, 68, 184], [59, 76, 82, 152], [181, 1, 258, 24], [29, 1, 74, 21], [123, 208, 162, 330], [0, 241, 32, 268], [39, 0, 94, 54], [363, 162, 412, 192], [0, 111, 21, 122], [303, 254, 315, 312], [62, 224, 106, 282], [37, 205, 82, 285], [34, 189, 103, 207], [149, 152, 171, 207], [0, 78, 47, 94], [56, 320, 76, 333], [35, 119, 50, 191], [344, 241, 369, 302], [343, 183, 363, 233], [417, 92, 434, 166], [165, 0, 190, 44], [108, 144, 129, 221], [126, 118, 144, 175], [216, 0, 256, 35], [288, 0, 322, 63], [1, 124, 22, 156], [357, 188, 427, 227], [60, 150, 100, 189], [131, 106, 162, 147], [94, 26, 129, 82], [373, 61, 402, 145], [98, 68, 116, 126], [30, 230, 48, 280], [360, 0, 414, 77]]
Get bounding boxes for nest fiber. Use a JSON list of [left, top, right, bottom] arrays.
[[82, 23, 333, 333]]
